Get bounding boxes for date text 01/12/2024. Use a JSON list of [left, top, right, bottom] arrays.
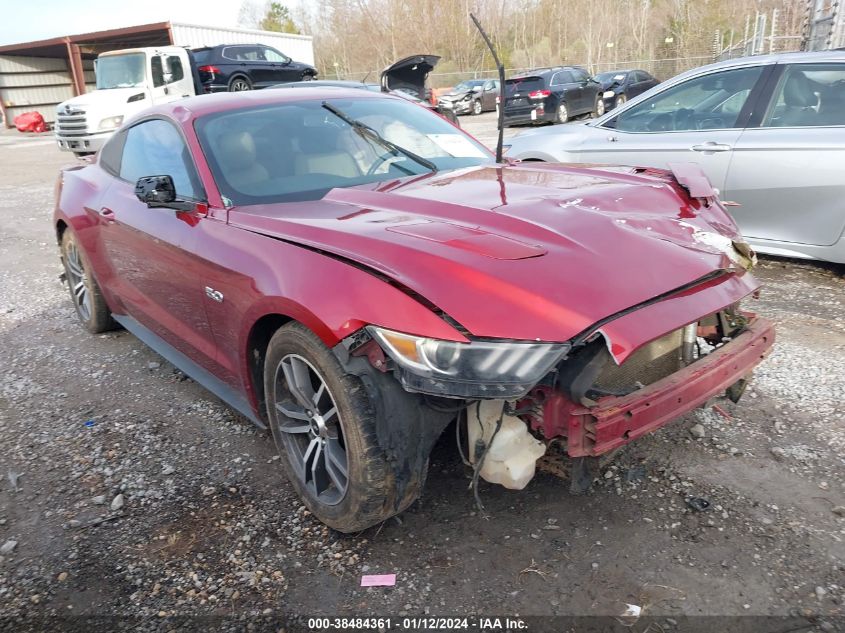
[[306, 617, 528, 630]]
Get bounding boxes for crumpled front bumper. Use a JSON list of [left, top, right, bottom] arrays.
[[561, 316, 775, 457]]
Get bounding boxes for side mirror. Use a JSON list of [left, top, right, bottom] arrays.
[[134, 175, 193, 211]]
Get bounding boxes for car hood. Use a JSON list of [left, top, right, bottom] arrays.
[[440, 90, 474, 101], [229, 163, 760, 362]]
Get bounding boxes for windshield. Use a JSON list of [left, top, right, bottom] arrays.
[[96, 53, 146, 89], [453, 80, 484, 92], [595, 72, 627, 85], [195, 96, 493, 205]]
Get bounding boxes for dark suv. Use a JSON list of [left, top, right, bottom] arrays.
[[193, 44, 317, 92], [503, 66, 602, 125]]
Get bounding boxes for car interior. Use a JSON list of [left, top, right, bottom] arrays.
[[197, 99, 491, 204], [764, 67, 845, 127]]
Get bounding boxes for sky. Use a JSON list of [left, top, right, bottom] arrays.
[[0, 0, 311, 46]]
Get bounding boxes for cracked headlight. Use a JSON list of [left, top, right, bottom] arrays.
[[368, 326, 570, 399], [98, 115, 124, 131]]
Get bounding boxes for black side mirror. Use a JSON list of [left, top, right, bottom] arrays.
[[134, 175, 193, 211]]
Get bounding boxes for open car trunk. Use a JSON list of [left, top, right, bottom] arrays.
[[381, 54, 441, 101]]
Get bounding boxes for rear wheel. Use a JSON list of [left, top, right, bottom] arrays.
[[472, 99, 483, 115], [228, 76, 252, 92], [60, 229, 116, 334], [555, 102, 569, 124], [264, 323, 417, 532]]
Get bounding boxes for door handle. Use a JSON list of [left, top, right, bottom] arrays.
[[99, 207, 115, 222], [691, 142, 732, 153]]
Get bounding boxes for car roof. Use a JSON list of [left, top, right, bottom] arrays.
[[673, 50, 845, 79], [508, 66, 583, 78], [135, 87, 393, 122]]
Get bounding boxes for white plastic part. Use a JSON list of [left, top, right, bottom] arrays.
[[467, 400, 546, 490]]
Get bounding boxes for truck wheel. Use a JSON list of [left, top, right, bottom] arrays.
[[264, 322, 416, 533], [60, 229, 116, 334], [228, 76, 252, 92]]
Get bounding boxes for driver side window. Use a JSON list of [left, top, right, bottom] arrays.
[[606, 65, 762, 132], [120, 119, 203, 200]]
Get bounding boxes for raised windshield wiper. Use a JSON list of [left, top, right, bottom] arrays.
[[321, 101, 438, 174]]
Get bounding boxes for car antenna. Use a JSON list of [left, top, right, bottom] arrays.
[[470, 13, 505, 163]]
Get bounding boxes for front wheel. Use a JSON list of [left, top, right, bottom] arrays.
[[472, 99, 483, 115], [615, 94, 627, 109], [60, 229, 116, 334], [555, 102, 569, 124], [593, 97, 606, 118], [264, 323, 418, 533]]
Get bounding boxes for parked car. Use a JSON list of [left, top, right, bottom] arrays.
[[594, 69, 659, 111], [193, 44, 317, 92], [437, 79, 500, 115], [504, 51, 845, 264], [54, 87, 774, 532], [503, 66, 603, 125]]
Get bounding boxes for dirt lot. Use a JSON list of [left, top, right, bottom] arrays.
[[0, 119, 843, 631]]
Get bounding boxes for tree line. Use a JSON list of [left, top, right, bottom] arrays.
[[240, 0, 806, 84]]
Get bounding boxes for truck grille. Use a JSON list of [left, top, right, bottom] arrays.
[[56, 107, 88, 137]]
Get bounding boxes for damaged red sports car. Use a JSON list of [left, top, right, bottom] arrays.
[[53, 88, 774, 532]]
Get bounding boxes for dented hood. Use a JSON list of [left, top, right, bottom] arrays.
[[229, 163, 760, 362]]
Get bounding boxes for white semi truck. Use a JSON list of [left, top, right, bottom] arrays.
[[55, 47, 198, 155]]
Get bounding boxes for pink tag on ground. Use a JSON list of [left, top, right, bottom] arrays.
[[360, 574, 396, 587]]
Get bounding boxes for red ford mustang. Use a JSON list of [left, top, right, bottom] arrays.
[[54, 88, 774, 532]]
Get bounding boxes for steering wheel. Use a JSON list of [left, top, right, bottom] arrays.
[[673, 108, 695, 130]]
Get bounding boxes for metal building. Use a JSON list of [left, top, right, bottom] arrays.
[[0, 21, 314, 128]]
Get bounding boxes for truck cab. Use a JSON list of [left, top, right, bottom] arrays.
[[55, 46, 196, 156]]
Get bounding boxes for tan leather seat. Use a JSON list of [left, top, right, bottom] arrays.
[[215, 131, 269, 192], [294, 127, 360, 178]]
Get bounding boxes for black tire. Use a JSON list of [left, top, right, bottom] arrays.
[[555, 102, 569, 124], [264, 322, 414, 533], [593, 96, 606, 118], [615, 94, 627, 108], [471, 99, 483, 115], [301, 73, 315, 81], [60, 229, 116, 334], [228, 76, 252, 92]]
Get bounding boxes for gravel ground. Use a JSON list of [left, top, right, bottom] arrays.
[[0, 125, 843, 632]]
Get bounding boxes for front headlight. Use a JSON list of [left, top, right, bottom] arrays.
[[462, 94, 473, 101], [368, 326, 569, 398], [98, 115, 124, 131], [602, 90, 615, 99]]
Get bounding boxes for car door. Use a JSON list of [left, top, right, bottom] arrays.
[[578, 63, 772, 194], [482, 80, 498, 110], [629, 71, 654, 99], [571, 68, 594, 113], [724, 62, 845, 246], [96, 118, 221, 372], [263, 46, 297, 83], [551, 70, 580, 113], [149, 53, 195, 103]]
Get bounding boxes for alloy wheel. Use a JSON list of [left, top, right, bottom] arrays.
[[472, 100, 482, 115], [65, 241, 91, 321], [273, 354, 348, 505], [230, 79, 251, 91], [557, 103, 568, 123], [616, 95, 626, 108], [595, 98, 605, 117]]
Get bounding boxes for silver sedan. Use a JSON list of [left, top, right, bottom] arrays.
[[504, 51, 845, 264]]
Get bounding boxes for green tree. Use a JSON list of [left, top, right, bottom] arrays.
[[260, 2, 301, 34]]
